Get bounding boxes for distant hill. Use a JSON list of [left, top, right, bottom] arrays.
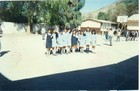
[[82, 0, 121, 20]]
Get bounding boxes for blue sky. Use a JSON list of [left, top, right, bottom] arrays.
[[80, 0, 117, 13]]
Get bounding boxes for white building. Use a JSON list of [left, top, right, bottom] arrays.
[[80, 19, 117, 34], [127, 14, 139, 31]]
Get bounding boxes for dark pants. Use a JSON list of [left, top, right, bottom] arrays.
[[125, 35, 129, 41], [116, 36, 120, 41]]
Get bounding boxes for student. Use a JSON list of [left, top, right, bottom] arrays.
[[57, 31, 63, 54], [78, 30, 86, 53], [90, 29, 97, 53], [67, 28, 72, 54], [71, 29, 78, 53], [62, 28, 68, 54], [0, 23, 3, 56], [45, 29, 52, 55], [51, 29, 58, 56], [85, 27, 91, 52], [77, 30, 81, 52]]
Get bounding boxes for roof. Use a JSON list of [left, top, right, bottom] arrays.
[[127, 14, 139, 21], [127, 26, 139, 30], [83, 19, 117, 24]]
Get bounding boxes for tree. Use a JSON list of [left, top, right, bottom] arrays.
[[97, 11, 108, 20], [21, 1, 39, 33], [0, 0, 85, 33], [38, 0, 85, 29], [123, 0, 139, 17], [0, 1, 27, 23]]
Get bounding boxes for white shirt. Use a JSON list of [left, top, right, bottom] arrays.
[[108, 30, 114, 36], [41, 28, 46, 34]]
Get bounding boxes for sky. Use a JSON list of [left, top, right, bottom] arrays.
[[80, 0, 118, 13]]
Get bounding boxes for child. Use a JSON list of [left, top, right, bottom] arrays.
[[85, 27, 91, 53], [67, 28, 72, 54], [78, 30, 86, 53], [51, 29, 58, 56], [62, 28, 68, 54], [90, 29, 97, 53], [71, 29, 78, 53], [57, 31, 63, 54], [45, 29, 52, 55]]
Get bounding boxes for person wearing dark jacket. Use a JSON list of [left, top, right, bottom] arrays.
[[45, 29, 52, 55]]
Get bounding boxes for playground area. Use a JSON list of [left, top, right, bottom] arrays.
[[0, 33, 138, 81]]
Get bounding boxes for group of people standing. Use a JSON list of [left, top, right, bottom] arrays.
[[44, 27, 98, 56], [105, 27, 139, 45], [124, 30, 139, 41]]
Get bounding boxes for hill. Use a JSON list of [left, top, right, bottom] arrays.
[[82, 0, 139, 21], [82, 1, 118, 20]]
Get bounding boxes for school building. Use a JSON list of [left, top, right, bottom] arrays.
[[127, 14, 139, 31], [80, 19, 117, 35]]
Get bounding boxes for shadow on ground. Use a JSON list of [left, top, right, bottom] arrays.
[[0, 51, 10, 57], [0, 55, 138, 90]]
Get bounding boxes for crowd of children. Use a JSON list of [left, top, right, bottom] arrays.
[[44, 27, 98, 56]]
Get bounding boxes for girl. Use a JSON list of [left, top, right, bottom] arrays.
[[90, 29, 97, 53], [45, 29, 52, 55], [85, 27, 91, 53], [57, 31, 63, 54], [51, 29, 58, 56], [77, 30, 81, 52], [78, 30, 86, 53], [71, 29, 78, 53], [67, 28, 72, 54], [62, 28, 68, 54]]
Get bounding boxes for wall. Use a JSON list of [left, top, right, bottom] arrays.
[[1, 22, 52, 34], [1, 22, 27, 33], [81, 20, 101, 28]]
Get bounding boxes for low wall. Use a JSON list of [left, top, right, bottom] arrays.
[[1, 22, 27, 33], [1, 22, 48, 34]]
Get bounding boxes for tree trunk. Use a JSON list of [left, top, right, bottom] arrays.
[[26, 23, 33, 34], [27, 25, 30, 34], [26, 16, 33, 34]]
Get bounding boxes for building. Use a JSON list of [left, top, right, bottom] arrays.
[[127, 14, 139, 31], [80, 19, 117, 34]]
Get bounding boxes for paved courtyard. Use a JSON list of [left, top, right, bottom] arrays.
[[0, 33, 139, 90]]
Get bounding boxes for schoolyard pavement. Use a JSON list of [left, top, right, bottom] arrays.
[[0, 33, 139, 81]]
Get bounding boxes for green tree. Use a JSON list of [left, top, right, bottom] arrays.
[[0, 0, 85, 33], [123, 0, 139, 16], [97, 11, 108, 20], [38, 0, 85, 29]]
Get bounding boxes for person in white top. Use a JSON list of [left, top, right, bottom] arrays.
[[51, 29, 58, 56], [90, 29, 97, 53], [41, 27, 46, 40], [62, 28, 68, 54], [57, 31, 63, 54], [85, 27, 91, 53], [66, 28, 72, 54], [116, 28, 121, 42], [108, 28, 114, 46]]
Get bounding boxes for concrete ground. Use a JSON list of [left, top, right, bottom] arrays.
[[0, 33, 139, 90]]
